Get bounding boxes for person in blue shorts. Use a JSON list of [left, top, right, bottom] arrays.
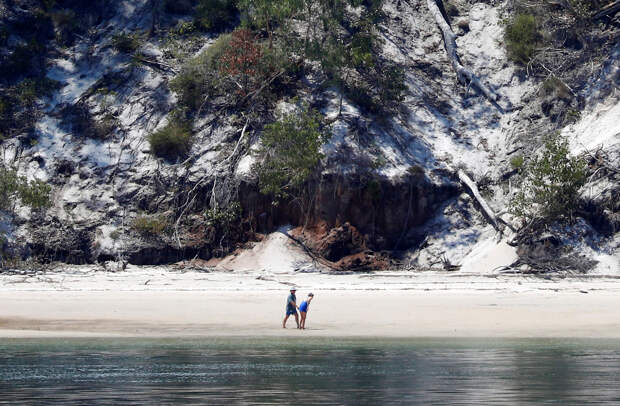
[[282, 288, 299, 329], [299, 293, 314, 330]]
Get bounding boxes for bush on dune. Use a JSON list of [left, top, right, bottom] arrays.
[[169, 33, 232, 110], [511, 133, 588, 222], [148, 118, 193, 161], [504, 14, 539, 65]]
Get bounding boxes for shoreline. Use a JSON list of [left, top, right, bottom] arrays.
[[2, 267, 620, 338]]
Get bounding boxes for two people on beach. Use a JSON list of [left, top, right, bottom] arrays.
[[283, 288, 314, 329]]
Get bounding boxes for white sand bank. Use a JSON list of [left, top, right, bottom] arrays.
[[2, 266, 620, 338]]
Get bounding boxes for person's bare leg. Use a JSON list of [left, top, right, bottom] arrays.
[[294, 312, 300, 329], [300, 313, 306, 329], [283, 314, 290, 328]]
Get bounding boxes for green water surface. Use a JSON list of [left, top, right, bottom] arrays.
[[1, 337, 619, 404]]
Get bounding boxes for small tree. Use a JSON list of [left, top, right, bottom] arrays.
[[1, 166, 51, 264], [218, 28, 264, 96], [511, 133, 588, 222], [0, 166, 51, 212], [256, 103, 328, 201]]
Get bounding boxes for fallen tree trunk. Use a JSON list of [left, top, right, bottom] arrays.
[[426, 0, 500, 104], [458, 169, 501, 232], [594, 0, 620, 20]]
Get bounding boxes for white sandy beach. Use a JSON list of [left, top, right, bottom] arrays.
[[1, 231, 618, 338], [1, 264, 620, 338]]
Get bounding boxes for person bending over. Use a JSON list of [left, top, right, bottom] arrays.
[[299, 293, 314, 330]]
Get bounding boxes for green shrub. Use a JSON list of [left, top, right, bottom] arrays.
[[109, 230, 121, 241], [504, 14, 539, 65], [205, 202, 242, 228], [256, 102, 328, 200], [345, 66, 405, 115], [14, 77, 59, 106], [0, 78, 59, 142], [0, 166, 51, 211], [510, 155, 525, 170], [131, 215, 169, 236], [111, 32, 143, 54], [565, 108, 581, 123], [170, 20, 197, 36], [195, 0, 238, 31], [511, 133, 587, 221], [0, 167, 50, 259], [169, 33, 232, 110], [376, 64, 407, 108], [148, 118, 193, 161]]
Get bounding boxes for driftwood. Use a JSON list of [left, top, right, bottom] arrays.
[[457, 169, 501, 232], [426, 0, 500, 105], [508, 251, 598, 274], [594, 0, 620, 20], [281, 231, 341, 272], [133, 56, 178, 73]]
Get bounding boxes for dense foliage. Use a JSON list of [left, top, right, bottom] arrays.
[[169, 0, 404, 115], [0, 167, 51, 212], [256, 103, 328, 200], [511, 133, 588, 221]]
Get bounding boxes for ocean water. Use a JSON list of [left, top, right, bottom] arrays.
[[1, 337, 620, 405]]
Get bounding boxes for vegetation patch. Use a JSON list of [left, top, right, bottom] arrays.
[[504, 14, 539, 65], [256, 102, 329, 200], [510, 155, 525, 171], [131, 215, 170, 236], [3, 39, 46, 78], [0, 78, 60, 143], [0, 166, 51, 212], [111, 32, 143, 54], [204, 202, 242, 237], [148, 117, 193, 161], [169, 33, 233, 110], [511, 133, 588, 222]]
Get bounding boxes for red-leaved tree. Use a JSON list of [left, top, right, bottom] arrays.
[[219, 29, 264, 96]]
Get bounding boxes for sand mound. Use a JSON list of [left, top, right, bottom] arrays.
[[216, 228, 316, 273]]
